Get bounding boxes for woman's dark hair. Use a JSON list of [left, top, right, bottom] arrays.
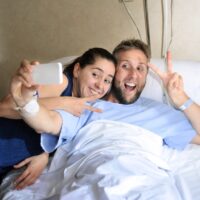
[[63, 48, 117, 76]]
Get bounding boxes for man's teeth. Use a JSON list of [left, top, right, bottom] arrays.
[[124, 82, 136, 91], [126, 83, 136, 87]]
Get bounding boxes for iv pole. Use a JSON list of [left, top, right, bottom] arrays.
[[161, 0, 168, 58], [143, 0, 151, 55]]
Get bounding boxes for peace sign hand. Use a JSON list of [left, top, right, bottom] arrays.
[[62, 94, 103, 117], [148, 52, 188, 107]]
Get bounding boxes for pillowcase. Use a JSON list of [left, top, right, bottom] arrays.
[[141, 59, 165, 103], [50, 56, 77, 66], [141, 58, 200, 105]]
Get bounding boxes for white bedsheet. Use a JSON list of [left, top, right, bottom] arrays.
[[1, 120, 200, 200]]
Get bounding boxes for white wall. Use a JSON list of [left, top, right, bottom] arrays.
[[0, 0, 200, 98]]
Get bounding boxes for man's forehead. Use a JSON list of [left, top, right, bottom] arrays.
[[117, 49, 148, 63], [118, 58, 148, 66]]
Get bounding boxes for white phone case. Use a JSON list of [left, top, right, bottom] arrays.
[[32, 63, 63, 84]]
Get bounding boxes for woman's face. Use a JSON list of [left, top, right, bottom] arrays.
[[73, 58, 115, 98]]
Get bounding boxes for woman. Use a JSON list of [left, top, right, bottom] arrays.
[[0, 47, 116, 189]]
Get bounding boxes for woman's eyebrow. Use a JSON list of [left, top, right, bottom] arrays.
[[92, 67, 103, 71], [118, 59, 129, 62], [92, 67, 114, 78]]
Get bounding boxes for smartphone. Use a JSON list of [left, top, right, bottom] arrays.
[[32, 63, 63, 84]]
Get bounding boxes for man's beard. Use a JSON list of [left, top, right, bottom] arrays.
[[111, 84, 143, 104]]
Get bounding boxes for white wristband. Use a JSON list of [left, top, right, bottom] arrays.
[[179, 98, 193, 111], [16, 99, 40, 117]]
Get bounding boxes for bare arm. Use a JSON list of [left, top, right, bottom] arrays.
[[40, 95, 102, 117], [0, 60, 68, 119], [2, 60, 101, 119], [0, 95, 21, 119], [10, 64, 63, 135], [10, 61, 101, 134], [21, 103, 62, 135], [184, 103, 200, 144], [148, 52, 200, 143], [0, 90, 67, 120], [13, 152, 49, 190]]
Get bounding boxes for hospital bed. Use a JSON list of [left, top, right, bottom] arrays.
[[1, 57, 200, 200]]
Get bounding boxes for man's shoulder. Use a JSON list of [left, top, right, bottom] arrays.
[[138, 97, 169, 108], [136, 97, 156, 104], [92, 97, 170, 110]]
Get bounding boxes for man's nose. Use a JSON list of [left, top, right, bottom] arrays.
[[129, 68, 138, 78]]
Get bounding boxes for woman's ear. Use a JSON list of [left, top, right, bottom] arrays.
[[73, 63, 80, 78]]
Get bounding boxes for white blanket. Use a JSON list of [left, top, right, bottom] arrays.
[[1, 120, 200, 200]]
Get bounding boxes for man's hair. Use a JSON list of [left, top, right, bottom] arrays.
[[112, 38, 151, 61]]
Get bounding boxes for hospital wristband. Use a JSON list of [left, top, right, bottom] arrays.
[[179, 98, 193, 111], [16, 99, 40, 117], [14, 91, 40, 116]]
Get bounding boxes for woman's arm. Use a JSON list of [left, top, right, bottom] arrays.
[[13, 152, 49, 190], [0, 76, 67, 119], [0, 95, 21, 119], [40, 95, 102, 117]]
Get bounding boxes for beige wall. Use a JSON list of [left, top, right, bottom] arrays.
[[0, 0, 200, 98]]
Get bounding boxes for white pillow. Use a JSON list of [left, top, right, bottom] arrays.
[[171, 60, 200, 105], [50, 56, 77, 65], [141, 58, 200, 105], [141, 59, 165, 103], [51, 56, 200, 105]]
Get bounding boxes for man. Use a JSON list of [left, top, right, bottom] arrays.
[[10, 39, 200, 154]]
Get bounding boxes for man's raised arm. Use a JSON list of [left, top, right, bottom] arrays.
[[148, 52, 200, 144]]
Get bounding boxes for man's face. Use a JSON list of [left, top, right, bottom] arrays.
[[112, 49, 148, 104]]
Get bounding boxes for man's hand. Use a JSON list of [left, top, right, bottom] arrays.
[[148, 51, 189, 107], [13, 152, 49, 190]]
